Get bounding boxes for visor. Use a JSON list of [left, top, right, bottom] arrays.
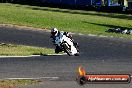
[[51, 31, 57, 36]]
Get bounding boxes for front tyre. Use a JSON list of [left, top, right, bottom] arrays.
[[74, 52, 79, 56]]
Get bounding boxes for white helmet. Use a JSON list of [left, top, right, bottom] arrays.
[[51, 28, 58, 36]]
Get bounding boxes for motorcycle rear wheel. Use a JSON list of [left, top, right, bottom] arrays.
[[63, 43, 72, 56]]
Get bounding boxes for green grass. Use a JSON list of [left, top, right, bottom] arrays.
[[0, 3, 132, 38], [0, 43, 54, 56], [0, 79, 40, 88]]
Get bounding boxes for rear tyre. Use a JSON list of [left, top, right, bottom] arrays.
[[63, 43, 72, 56]]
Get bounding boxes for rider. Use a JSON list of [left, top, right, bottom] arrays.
[[50, 28, 78, 54]]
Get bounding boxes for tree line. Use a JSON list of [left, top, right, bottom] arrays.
[[0, 0, 44, 6], [0, 0, 13, 3]]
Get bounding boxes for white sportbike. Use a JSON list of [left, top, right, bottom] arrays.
[[54, 34, 79, 56]]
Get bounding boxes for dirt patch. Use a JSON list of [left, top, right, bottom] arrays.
[[0, 24, 50, 32], [0, 83, 15, 88]]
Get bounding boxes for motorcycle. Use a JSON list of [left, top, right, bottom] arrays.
[[54, 34, 79, 56]]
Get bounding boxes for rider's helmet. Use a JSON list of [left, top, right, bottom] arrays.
[[51, 28, 58, 36]]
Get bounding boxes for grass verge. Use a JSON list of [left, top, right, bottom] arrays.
[[0, 3, 132, 38], [0, 43, 54, 56], [0, 79, 40, 88]]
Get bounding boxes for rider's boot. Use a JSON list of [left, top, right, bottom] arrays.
[[55, 46, 63, 53]]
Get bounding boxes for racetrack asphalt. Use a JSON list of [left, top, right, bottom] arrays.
[[0, 25, 132, 88]]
